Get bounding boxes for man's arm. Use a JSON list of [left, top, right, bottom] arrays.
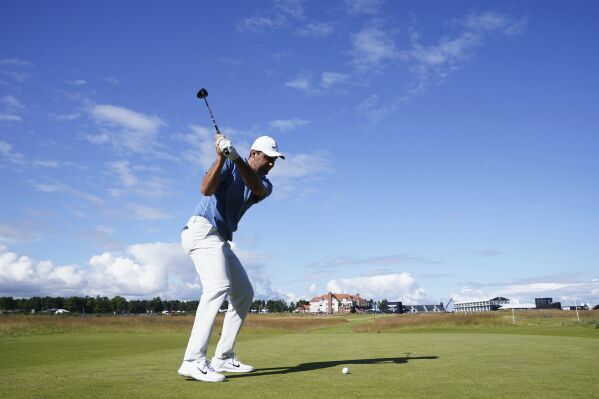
[[200, 134, 227, 196], [200, 156, 227, 196], [232, 158, 267, 197]]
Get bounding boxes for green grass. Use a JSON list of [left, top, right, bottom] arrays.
[[1, 313, 598, 399]]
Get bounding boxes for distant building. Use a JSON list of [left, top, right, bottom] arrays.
[[387, 301, 403, 314], [535, 298, 552, 308], [403, 303, 445, 314], [294, 303, 310, 313], [563, 305, 587, 311], [453, 297, 510, 312], [535, 298, 561, 309], [309, 292, 368, 314], [499, 303, 536, 311]]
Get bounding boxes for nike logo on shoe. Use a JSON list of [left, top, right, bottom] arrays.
[[196, 366, 208, 375]]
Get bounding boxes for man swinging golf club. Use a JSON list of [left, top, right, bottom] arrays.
[[178, 133, 284, 382]]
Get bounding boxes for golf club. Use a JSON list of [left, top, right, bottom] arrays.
[[196, 88, 230, 156]]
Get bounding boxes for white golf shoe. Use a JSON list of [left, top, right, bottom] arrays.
[[211, 353, 255, 373], [178, 359, 225, 382]]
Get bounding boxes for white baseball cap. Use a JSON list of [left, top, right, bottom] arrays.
[[251, 136, 285, 159]]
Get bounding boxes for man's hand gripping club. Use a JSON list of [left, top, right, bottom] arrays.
[[216, 134, 239, 161]]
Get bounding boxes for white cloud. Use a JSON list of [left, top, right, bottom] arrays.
[[307, 254, 440, 269], [105, 77, 120, 84], [33, 160, 60, 168], [0, 242, 284, 301], [88, 247, 168, 296], [269, 118, 309, 132], [355, 94, 396, 123], [275, 0, 305, 19], [90, 104, 164, 133], [327, 273, 426, 302], [0, 114, 22, 122], [353, 11, 527, 121], [0, 141, 25, 165], [2, 95, 25, 111], [403, 12, 527, 96], [55, 112, 81, 121], [177, 125, 217, 170], [345, 0, 384, 16], [321, 72, 349, 89], [285, 74, 312, 91], [29, 179, 104, 205], [0, 58, 33, 67], [451, 288, 491, 303], [129, 204, 170, 220], [296, 22, 334, 37], [107, 160, 170, 199], [87, 104, 172, 158], [462, 12, 527, 36], [65, 79, 87, 86], [84, 243, 197, 299], [350, 26, 398, 71], [0, 58, 33, 85], [218, 57, 243, 66], [0, 246, 87, 297], [238, 0, 305, 32], [108, 160, 138, 187], [239, 16, 287, 32], [268, 151, 333, 198], [0, 223, 34, 243]]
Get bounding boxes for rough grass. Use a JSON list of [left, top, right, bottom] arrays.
[[0, 313, 347, 336], [352, 310, 599, 335]]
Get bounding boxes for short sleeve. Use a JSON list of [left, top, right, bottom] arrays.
[[253, 177, 273, 203]]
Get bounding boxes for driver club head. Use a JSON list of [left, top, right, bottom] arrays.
[[197, 88, 209, 99]]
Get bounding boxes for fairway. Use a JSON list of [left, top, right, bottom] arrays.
[[1, 315, 598, 399]]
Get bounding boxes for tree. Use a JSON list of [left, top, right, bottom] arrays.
[[110, 296, 128, 313], [42, 296, 64, 310], [266, 299, 287, 313], [379, 299, 389, 313], [0, 297, 16, 310], [128, 300, 146, 314], [65, 297, 85, 313], [84, 296, 96, 314], [251, 300, 266, 312], [27, 297, 43, 312], [94, 296, 111, 313], [149, 297, 163, 313]]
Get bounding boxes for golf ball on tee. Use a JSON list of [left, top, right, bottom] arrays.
[[342, 367, 349, 374]]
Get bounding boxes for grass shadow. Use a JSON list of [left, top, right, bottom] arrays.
[[227, 354, 438, 378]]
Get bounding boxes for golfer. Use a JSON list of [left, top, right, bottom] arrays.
[[178, 134, 284, 382]]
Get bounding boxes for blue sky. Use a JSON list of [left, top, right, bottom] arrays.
[[1, 0, 598, 307]]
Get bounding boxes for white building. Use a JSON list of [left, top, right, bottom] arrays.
[[453, 297, 510, 312], [309, 292, 368, 314]]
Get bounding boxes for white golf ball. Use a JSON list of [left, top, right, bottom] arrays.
[[342, 367, 349, 374]]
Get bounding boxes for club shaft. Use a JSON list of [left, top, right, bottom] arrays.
[[201, 96, 229, 155], [203, 98, 220, 133]]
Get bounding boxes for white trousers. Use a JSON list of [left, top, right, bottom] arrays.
[[181, 216, 254, 361]]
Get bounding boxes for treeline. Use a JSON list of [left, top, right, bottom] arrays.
[[0, 296, 309, 314]]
